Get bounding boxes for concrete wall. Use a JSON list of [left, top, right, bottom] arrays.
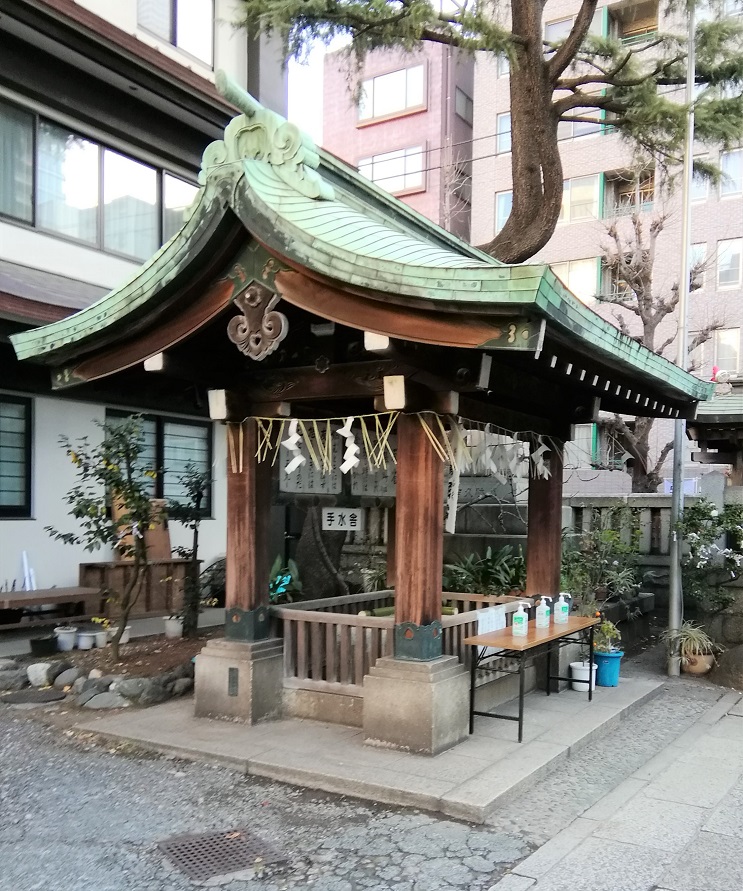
[[0, 394, 227, 590]]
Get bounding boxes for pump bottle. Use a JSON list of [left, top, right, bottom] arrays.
[[535, 596, 551, 628], [554, 593, 570, 625], [512, 602, 529, 637]]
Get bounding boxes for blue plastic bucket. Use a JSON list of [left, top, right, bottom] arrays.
[[594, 651, 624, 687]]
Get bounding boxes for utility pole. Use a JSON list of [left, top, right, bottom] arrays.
[[668, 2, 696, 676]]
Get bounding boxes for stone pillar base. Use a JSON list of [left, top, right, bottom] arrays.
[[362, 655, 469, 755], [194, 637, 282, 722]]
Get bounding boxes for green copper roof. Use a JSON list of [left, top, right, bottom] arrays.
[[11, 73, 712, 408]]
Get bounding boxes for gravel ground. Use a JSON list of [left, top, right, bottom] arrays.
[[0, 650, 727, 891]]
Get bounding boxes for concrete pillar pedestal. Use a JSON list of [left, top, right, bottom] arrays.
[[362, 655, 469, 755], [194, 637, 282, 722]]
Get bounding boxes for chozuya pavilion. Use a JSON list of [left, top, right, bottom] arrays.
[[12, 75, 711, 754]]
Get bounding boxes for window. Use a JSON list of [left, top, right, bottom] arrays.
[[358, 146, 424, 194], [551, 258, 599, 304], [455, 88, 473, 124], [0, 102, 33, 222], [721, 149, 743, 196], [494, 190, 513, 234], [137, 0, 214, 66], [358, 65, 425, 121], [691, 159, 709, 201], [545, 10, 604, 51], [718, 238, 742, 288], [0, 396, 31, 518], [610, 1, 658, 43], [691, 243, 707, 291], [496, 113, 512, 154], [714, 329, 741, 373], [107, 412, 212, 512], [163, 174, 199, 242], [497, 56, 510, 77], [609, 173, 655, 216], [0, 98, 198, 261], [559, 175, 601, 223]]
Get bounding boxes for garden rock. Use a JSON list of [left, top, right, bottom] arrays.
[[71, 677, 87, 695], [711, 643, 743, 689], [53, 667, 81, 690], [172, 678, 193, 696], [27, 663, 53, 687], [138, 680, 171, 705], [88, 668, 104, 679], [46, 660, 73, 685], [113, 678, 147, 701], [0, 669, 29, 691], [82, 677, 112, 694], [83, 692, 130, 709], [0, 659, 18, 671]]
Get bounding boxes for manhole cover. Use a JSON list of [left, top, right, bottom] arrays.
[[158, 828, 284, 882], [0, 689, 66, 704]]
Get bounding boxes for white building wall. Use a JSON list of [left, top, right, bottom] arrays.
[[0, 395, 227, 590]]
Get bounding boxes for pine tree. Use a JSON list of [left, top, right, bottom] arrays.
[[240, 0, 743, 262]]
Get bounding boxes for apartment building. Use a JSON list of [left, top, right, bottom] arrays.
[[0, 0, 286, 588], [323, 43, 474, 241], [471, 0, 743, 492]]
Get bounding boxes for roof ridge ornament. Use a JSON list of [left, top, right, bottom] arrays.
[[199, 71, 335, 202]]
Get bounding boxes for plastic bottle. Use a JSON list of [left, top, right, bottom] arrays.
[[512, 602, 529, 637], [554, 593, 570, 625], [536, 596, 551, 628]]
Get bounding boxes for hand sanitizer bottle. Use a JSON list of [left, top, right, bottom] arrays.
[[512, 602, 529, 637], [536, 597, 551, 628], [554, 593, 569, 624]]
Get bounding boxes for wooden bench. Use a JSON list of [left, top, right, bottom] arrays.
[[0, 587, 101, 629]]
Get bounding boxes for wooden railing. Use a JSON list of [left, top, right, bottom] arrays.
[[272, 593, 527, 698]]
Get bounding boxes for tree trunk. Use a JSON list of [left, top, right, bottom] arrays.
[[481, 5, 564, 263], [294, 507, 349, 600]]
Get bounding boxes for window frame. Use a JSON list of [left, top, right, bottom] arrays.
[[137, 0, 215, 68], [559, 174, 601, 224], [454, 87, 473, 124], [357, 145, 426, 196], [713, 328, 741, 374], [0, 394, 32, 520], [717, 238, 743, 289], [106, 410, 213, 516], [0, 97, 198, 262], [720, 148, 743, 198], [494, 190, 513, 234], [357, 63, 427, 124], [550, 257, 600, 304], [496, 112, 512, 154]]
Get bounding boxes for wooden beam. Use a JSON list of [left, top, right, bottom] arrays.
[[242, 360, 398, 404], [394, 413, 444, 628], [373, 376, 459, 414], [525, 444, 564, 598], [225, 420, 272, 612]]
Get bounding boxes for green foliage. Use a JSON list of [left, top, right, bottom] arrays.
[[167, 463, 211, 636], [678, 498, 743, 612], [269, 555, 303, 603], [661, 620, 721, 663], [442, 545, 526, 596], [593, 619, 622, 653], [46, 417, 160, 658], [561, 508, 641, 615]]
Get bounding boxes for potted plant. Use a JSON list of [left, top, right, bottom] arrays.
[[53, 624, 77, 652], [593, 619, 624, 686], [77, 626, 98, 650], [662, 622, 720, 675], [90, 616, 110, 648], [164, 614, 184, 639]]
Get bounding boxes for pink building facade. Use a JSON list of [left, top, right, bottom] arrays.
[[323, 44, 474, 241]]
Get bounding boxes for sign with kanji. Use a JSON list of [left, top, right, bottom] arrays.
[[279, 439, 343, 494], [321, 507, 365, 533]]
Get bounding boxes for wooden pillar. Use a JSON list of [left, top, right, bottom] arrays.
[[525, 443, 564, 598], [394, 413, 444, 659], [225, 419, 272, 639], [386, 506, 397, 588]]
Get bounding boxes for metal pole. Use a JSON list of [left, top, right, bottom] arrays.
[[668, 2, 696, 677]]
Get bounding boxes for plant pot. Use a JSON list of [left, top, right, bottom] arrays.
[[94, 630, 108, 648], [77, 630, 96, 650], [164, 617, 183, 640], [594, 650, 624, 687], [570, 660, 597, 692], [682, 654, 715, 675], [54, 627, 77, 652], [637, 592, 655, 614], [108, 626, 132, 645], [30, 636, 58, 657]]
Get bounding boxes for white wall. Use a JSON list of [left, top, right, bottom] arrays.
[[0, 395, 227, 590]]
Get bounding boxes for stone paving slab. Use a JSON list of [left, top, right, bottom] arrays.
[[76, 676, 662, 823], [657, 831, 743, 891]]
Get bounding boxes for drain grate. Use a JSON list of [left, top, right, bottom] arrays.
[[158, 827, 284, 882]]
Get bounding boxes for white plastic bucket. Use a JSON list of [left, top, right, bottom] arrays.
[[570, 660, 597, 692], [77, 631, 96, 650]]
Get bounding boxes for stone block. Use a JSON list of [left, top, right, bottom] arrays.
[[0, 669, 29, 691], [194, 637, 283, 722], [363, 656, 469, 755], [53, 668, 80, 690]]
